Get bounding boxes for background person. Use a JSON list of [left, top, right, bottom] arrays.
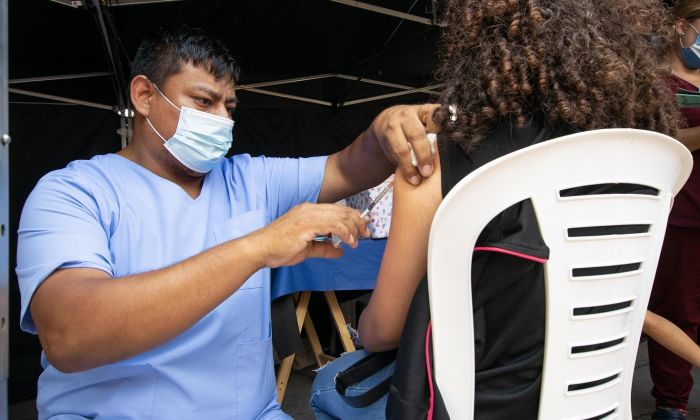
[[647, 1, 700, 418]]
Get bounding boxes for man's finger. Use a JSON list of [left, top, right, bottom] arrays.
[[308, 241, 344, 259], [419, 104, 441, 133], [407, 129, 433, 178], [397, 157, 422, 186]]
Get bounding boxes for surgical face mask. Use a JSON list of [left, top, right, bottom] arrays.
[[680, 22, 700, 70], [146, 84, 234, 174]]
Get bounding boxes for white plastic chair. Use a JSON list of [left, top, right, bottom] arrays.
[[427, 129, 693, 420]]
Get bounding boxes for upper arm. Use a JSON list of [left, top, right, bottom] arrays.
[[359, 148, 442, 350], [16, 171, 113, 333], [318, 154, 346, 203], [30, 268, 111, 336]]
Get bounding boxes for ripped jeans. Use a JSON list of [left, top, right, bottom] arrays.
[[309, 349, 394, 420]]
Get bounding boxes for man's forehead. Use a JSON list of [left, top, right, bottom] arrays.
[[165, 64, 236, 95]]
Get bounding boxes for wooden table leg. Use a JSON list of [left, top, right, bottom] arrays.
[[324, 291, 356, 352], [276, 292, 312, 403], [277, 291, 358, 403]]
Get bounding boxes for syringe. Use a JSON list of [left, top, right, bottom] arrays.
[[313, 180, 394, 247], [313, 133, 436, 247]]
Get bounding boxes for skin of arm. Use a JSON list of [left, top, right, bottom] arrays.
[[318, 104, 440, 203], [644, 310, 700, 368], [31, 202, 368, 373], [357, 147, 443, 352], [674, 126, 700, 152]]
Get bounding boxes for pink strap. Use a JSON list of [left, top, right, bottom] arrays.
[[473, 246, 547, 264], [426, 322, 435, 420]]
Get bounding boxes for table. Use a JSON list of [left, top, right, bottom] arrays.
[[271, 238, 387, 300], [271, 238, 387, 401]]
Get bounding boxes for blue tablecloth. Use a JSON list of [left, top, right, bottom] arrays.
[[271, 238, 387, 300]]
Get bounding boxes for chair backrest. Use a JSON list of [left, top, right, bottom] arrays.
[[426, 129, 693, 420]]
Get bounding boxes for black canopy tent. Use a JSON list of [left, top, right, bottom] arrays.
[[10, 0, 444, 147], [6, 0, 443, 404]]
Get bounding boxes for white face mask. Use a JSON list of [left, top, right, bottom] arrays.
[[146, 84, 234, 173]]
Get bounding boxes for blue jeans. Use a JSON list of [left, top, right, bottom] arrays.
[[310, 349, 395, 420]]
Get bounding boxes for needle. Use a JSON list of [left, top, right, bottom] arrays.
[[313, 181, 394, 246], [360, 181, 394, 219]]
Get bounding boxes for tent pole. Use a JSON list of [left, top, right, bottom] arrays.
[[9, 72, 111, 84], [8, 88, 113, 110], [333, 74, 441, 95], [50, 0, 191, 7], [0, 0, 10, 415], [88, 0, 129, 116], [240, 88, 333, 107], [237, 73, 440, 95], [342, 84, 444, 106], [119, 116, 133, 149], [328, 0, 442, 26]]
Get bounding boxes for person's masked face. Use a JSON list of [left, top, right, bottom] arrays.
[[680, 21, 700, 70], [146, 83, 234, 174]]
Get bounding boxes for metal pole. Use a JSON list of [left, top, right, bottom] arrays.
[[240, 87, 334, 107], [0, 0, 10, 416], [343, 84, 443, 106], [9, 72, 111, 84], [50, 0, 191, 7], [328, 0, 439, 26], [8, 88, 113, 110]]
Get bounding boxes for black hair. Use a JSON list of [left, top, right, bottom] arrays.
[[130, 25, 241, 87]]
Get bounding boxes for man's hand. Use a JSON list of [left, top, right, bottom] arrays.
[[248, 203, 371, 268], [368, 104, 440, 186]]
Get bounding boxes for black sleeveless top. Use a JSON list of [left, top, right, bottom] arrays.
[[387, 119, 573, 420]]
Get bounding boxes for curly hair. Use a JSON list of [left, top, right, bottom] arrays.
[[433, 0, 680, 152]]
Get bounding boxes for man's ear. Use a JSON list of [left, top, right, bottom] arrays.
[[131, 75, 155, 117]]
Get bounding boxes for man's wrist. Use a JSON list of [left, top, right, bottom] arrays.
[[230, 232, 269, 273]]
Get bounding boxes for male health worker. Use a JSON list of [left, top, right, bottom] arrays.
[[15, 26, 439, 419]]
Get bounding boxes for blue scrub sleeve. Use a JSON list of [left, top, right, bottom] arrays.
[[260, 156, 327, 219], [16, 169, 113, 334]]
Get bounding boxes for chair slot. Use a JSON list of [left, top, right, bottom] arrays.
[[568, 224, 649, 238], [571, 337, 625, 355], [567, 372, 620, 392], [573, 300, 633, 317], [572, 262, 641, 278], [560, 183, 659, 197], [583, 407, 617, 420]]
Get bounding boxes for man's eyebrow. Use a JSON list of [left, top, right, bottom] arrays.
[[192, 85, 222, 100], [192, 84, 237, 104]]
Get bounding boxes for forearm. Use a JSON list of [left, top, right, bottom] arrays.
[[359, 285, 418, 352], [33, 235, 264, 372], [644, 311, 700, 368], [319, 130, 394, 203], [357, 163, 441, 352], [676, 126, 700, 152]]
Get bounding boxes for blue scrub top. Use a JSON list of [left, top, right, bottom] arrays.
[[16, 153, 327, 419]]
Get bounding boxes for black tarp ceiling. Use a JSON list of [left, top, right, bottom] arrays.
[[6, 0, 443, 403], [10, 0, 442, 112]]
